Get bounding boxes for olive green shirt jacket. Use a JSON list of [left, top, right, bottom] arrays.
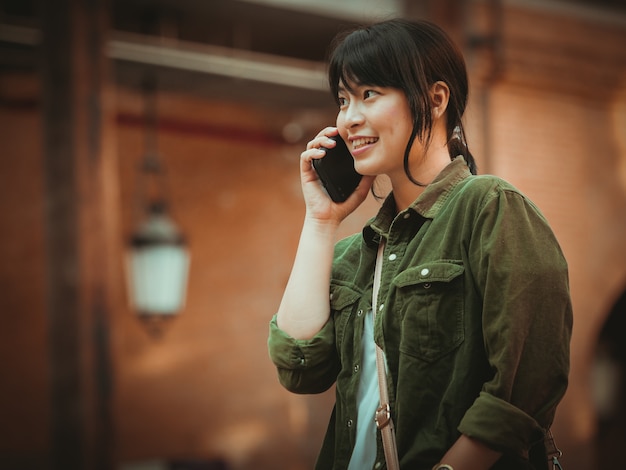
[[268, 157, 573, 469]]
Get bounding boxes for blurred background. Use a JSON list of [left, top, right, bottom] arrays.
[[0, 0, 625, 469]]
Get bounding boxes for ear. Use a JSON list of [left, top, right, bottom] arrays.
[[430, 81, 450, 119]]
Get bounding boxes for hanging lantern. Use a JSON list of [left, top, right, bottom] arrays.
[[126, 73, 190, 334], [127, 202, 190, 318]]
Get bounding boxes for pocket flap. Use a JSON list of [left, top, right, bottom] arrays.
[[392, 261, 464, 287], [329, 284, 361, 310]]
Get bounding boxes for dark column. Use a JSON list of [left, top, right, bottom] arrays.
[[41, 0, 116, 469]]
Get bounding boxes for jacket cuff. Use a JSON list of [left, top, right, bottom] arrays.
[[458, 391, 544, 456], [267, 314, 335, 370]]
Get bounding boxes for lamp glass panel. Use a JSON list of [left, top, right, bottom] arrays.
[[128, 245, 190, 315]]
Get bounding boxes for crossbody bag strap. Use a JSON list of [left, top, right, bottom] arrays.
[[372, 240, 400, 470]]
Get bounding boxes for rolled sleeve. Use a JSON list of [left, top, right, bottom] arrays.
[[268, 315, 340, 394], [458, 392, 544, 455]]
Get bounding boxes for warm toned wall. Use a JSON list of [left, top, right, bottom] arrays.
[[111, 90, 336, 469], [0, 75, 49, 468], [463, 5, 626, 467], [1, 3, 626, 470]]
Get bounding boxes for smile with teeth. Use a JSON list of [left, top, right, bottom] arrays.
[[351, 137, 378, 150]]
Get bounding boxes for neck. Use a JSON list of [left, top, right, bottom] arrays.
[[390, 141, 451, 212]]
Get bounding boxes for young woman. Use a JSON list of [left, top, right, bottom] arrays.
[[268, 19, 572, 470]]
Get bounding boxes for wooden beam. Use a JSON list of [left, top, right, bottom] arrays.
[[41, 0, 116, 468]]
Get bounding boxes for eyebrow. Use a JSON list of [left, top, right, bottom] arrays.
[[337, 81, 360, 95]]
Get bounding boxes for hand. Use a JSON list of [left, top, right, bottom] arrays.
[[300, 127, 375, 225]]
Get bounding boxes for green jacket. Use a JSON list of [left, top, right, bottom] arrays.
[[269, 157, 572, 470]]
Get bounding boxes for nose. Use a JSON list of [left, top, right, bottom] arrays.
[[342, 102, 365, 128]]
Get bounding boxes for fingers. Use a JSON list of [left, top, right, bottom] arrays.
[[306, 127, 339, 151], [300, 148, 325, 176], [301, 128, 339, 173]]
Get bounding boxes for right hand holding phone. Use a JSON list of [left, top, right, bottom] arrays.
[[300, 127, 374, 225]]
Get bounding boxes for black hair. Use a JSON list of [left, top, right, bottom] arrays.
[[328, 18, 477, 182]]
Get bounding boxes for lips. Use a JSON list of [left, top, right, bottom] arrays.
[[351, 137, 378, 150]]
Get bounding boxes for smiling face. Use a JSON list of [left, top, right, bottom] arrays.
[[328, 19, 476, 186], [336, 81, 418, 181]]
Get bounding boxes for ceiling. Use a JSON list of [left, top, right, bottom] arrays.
[[1, 0, 625, 110], [0, 0, 388, 110]]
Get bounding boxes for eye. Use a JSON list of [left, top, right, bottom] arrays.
[[363, 89, 378, 99], [337, 96, 348, 108]]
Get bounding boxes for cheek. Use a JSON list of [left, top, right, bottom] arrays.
[[381, 102, 412, 130], [335, 113, 344, 130], [385, 111, 413, 144], [335, 113, 349, 140], [387, 106, 413, 129]]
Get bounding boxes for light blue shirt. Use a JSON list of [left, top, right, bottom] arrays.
[[347, 309, 380, 470]]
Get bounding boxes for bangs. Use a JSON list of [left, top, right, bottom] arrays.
[[328, 28, 405, 103]]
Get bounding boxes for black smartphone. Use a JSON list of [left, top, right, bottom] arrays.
[[312, 135, 362, 202]]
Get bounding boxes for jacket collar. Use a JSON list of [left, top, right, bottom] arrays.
[[363, 156, 471, 247]]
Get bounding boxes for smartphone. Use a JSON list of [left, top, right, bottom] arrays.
[[312, 135, 362, 202]]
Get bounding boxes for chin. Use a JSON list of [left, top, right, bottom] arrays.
[[353, 160, 379, 177]]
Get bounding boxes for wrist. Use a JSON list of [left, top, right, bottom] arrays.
[[302, 215, 341, 234]]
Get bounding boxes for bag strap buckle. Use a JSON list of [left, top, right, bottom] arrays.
[[375, 403, 391, 430]]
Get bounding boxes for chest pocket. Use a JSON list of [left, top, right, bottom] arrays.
[[329, 283, 362, 351], [392, 261, 465, 363]]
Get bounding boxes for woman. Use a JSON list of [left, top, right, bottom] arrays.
[[268, 18, 572, 470]]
